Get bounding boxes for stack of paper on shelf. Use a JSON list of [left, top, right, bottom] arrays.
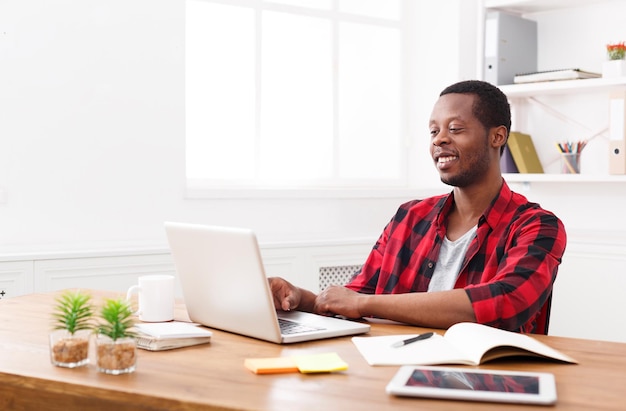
[[506, 132, 544, 173], [135, 321, 212, 351], [513, 68, 600, 84]]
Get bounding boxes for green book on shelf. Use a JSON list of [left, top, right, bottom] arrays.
[[506, 132, 544, 173]]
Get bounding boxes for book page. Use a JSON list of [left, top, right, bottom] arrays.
[[135, 321, 213, 339], [351, 334, 475, 366], [443, 323, 577, 365]]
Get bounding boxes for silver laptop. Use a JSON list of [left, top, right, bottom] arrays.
[[164, 222, 370, 343]]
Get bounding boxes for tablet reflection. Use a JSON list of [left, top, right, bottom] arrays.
[[406, 369, 539, 394]]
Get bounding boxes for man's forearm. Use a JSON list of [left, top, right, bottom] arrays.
[[358, 289, 476, 329]]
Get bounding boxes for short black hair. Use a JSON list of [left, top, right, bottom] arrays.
[[440, 80, 511, 149]]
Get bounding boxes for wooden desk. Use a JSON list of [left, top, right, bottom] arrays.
[[1, 290, 625, 410]]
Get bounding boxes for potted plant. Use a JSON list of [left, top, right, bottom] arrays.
[[49, 290, 94, 368], [603, 41, 626, 78], [95, 297, 138, 375], [607, 41, 626, 60]]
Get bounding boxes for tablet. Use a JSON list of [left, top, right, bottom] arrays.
[[386, 366, 557, 405]]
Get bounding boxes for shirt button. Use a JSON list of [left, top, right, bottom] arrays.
[[428, 262, 433, 269]]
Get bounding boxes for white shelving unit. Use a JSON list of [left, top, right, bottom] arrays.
[[499, 76, 626, 98], [504, 173, 626, 183], [481, 0, 626, 183], [501, 77, 626, 183], [483, 0, 613, 14]]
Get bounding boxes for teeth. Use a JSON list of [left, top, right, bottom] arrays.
[[438, 156, 457, 163]]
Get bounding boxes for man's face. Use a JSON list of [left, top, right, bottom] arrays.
[[428, 93, 491, 187]]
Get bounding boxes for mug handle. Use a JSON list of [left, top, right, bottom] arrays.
[[126, 285, 141, 316]]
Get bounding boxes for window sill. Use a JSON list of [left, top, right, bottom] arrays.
[[184, 186, 447, 200]]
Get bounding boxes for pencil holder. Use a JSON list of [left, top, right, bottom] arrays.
[[560, 153, 580, 174]]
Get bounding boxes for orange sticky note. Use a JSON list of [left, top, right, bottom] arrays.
[[244, 357, 299, 374]]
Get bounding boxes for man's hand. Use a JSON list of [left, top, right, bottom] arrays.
[[268, 277, 301, 311], [314, 285, 366, 319]]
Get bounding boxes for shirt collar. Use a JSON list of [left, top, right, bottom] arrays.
[[437, 178, 511, 230]]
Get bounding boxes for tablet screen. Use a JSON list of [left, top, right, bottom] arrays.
[[405, 369, 539, 394]]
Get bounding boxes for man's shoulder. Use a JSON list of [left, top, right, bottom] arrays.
[[392, 194, 449, 222], [509, 190, 558, 217], [505, 190, 565, 238], [501, 182, 559, 218], [399, 193, 448, 209]]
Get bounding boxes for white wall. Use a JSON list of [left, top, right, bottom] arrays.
[[3, 0, 626, 266], [0, 0, 471, 251], [0, 0, 189, 248]]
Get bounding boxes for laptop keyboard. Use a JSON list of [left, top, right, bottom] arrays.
[[278, 318, 325, 335]]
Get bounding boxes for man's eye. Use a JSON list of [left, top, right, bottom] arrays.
[[449, 128, 463, 133], [430, 129, 438, 136]]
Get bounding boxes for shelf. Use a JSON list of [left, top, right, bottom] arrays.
[[499, 77, 626, 98], [504, 173, 626, 183], [484, 0, 626, 185], [484, 0, 612, 14]]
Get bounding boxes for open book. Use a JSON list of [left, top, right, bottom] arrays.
[[352, 322, 577, 366], [135, 322, 213, 351]]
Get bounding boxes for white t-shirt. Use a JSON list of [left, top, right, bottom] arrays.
[[427, 225, 478, 292]]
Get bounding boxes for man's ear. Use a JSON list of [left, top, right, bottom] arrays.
[[491, 125, 508, 150]]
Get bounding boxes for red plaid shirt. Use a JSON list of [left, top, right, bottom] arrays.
[[346, 181, 566, 334]]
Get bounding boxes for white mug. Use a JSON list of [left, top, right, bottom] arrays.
[[126, 275, 175, 322]]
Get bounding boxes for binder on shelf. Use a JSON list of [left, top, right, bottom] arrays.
[[506, 132, 544, 174], [609, 92, 626, 175], [483, 11, 537, 86], [500, 144, 519, 173]]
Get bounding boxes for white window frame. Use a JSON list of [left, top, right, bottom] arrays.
[[185, 0, 415, 199]]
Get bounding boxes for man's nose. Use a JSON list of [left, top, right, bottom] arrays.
[[432, 130, 450, 146]]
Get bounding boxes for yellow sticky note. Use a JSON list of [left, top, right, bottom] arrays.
[[293, 352, 348, 374], [244, 357, 299, 374]]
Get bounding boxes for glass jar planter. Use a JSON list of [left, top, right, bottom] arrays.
[[49, 329, 91, 368], [95, 335, 137, 375]]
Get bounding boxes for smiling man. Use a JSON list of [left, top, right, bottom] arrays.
[[269, 80, 566, 335]]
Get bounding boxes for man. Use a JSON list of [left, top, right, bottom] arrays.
[[269, 80, 566, 334]]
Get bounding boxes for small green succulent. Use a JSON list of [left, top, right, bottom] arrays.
[[51, 290, 94, 334], [97, 298, 137, 340]]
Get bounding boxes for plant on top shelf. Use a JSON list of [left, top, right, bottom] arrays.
[[607, 41, 626, 60], [49, 290, 94, 368], [95, 297, 138, 375]]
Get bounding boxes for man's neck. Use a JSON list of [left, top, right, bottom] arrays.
[[446, 177, 503, 240]]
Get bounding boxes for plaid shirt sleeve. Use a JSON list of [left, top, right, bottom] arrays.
[[461, 184, 566, 333], [346, 181, 567, 334]]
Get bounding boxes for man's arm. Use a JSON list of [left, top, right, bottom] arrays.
[[314, 286, 476, 329]]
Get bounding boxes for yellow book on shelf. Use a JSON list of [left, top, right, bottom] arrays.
[[506, 132, 544, 173]]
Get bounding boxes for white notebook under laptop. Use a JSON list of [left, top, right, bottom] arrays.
[[164, 222, 370, 344]]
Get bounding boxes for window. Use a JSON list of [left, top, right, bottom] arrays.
[[186, 0, 406, 193]]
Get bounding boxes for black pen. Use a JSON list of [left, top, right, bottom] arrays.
[[391, 332, 435, 348]]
